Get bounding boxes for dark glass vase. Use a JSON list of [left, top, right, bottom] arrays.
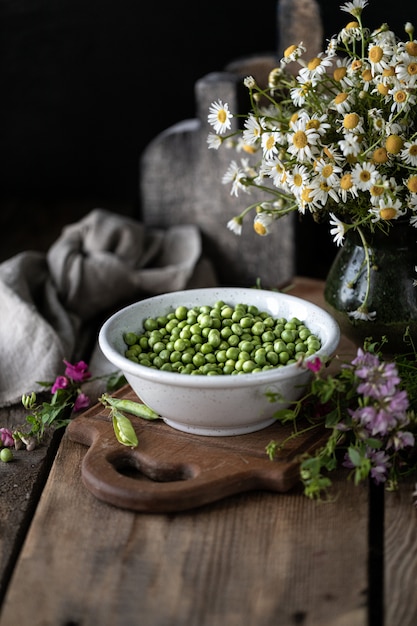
[[324, 222, 417, 354]]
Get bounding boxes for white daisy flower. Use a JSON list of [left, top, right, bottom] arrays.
[[329, 213, 346, 246], [351, 162, 378, 191], [253, 213, 274, 236], [340, 0, 368, 18], [287, 119, 320, 162], [227, 217, 243, 235], [369, 198, 406, 222], [348, 307, 376, 321], [338, 134, 362, 157], [261, 130, 281, 159], [286, 164, 310, 197], [242, 114, 264, 145], [206, 133, 222, 150], [207, 100, 233, 135], [222, 161, 248, 197]]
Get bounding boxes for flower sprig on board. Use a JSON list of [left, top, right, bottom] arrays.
[[207, 0, 417, 320], [0, 359, 126, 459], [266, 333, 417, 500]]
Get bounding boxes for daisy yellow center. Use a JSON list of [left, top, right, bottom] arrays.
[[409, 144, 417, 157], [407, 63, 417, 76], [290, 112, 299, 125], [382, 66, 396, 77], [265, 135, 275, 151], [334, 92, 348, 104], [320, 181, 331, 192], [308, 57, 321, 70], [333, 67, 347, 81], [321, 164, 334, 178], [301, 187, 313, 203], [300, 82, 311, 95], [405, 41, 417, 56], [370, 184, 384, 197], [385, 134, 403, 154], [306, 119, 320, 130], [359, 170, 371, 183], [284, 44, 298, 58], [362, 69, 373, 82], [254, 221, 267, 236], [293, 130, 308, 149], [293, 173, 303, 187], [394, 90, 407, 103], [373, 147, 388, 163], [340, 173, 353, 190], [217, 109, 227, 124], [346, 21, 359, 30], [242, 144, 257, 154], [351, 59, 362, 72], [343, 112, 360, 130], [369, 46, 384, 64], [323, 147, 334, 160], [377, 83, 389, 95], [380, 207, 397, 220], [407, 176, 417, 193]]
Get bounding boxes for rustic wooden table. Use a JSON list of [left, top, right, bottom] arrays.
[[0, 278, 416, 626]]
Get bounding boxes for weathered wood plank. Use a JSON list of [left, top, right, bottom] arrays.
[[0, 402, 61, 604], [0, 432, 368, 626], [384, 481, 417, 626]]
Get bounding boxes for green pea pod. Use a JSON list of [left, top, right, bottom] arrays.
[[111, 409, 139, 448], [100, 394, 160, 421]]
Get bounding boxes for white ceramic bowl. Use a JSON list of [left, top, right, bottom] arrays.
[[99, 287, 340, 436]]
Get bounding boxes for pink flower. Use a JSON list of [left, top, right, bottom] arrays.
[[51, 375, 69, 394], [306, 357, 322, 373], [64, 360, 91, 383], [0, 428, 14, 447], [73, 393, 90, 412]]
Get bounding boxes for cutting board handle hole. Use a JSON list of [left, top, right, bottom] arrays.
[[111, 455, 196, 483]]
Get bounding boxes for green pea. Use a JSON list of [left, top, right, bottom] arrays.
[[1, 448, 13, 463], [242, 360, 256, 373], [144, 317, 159, 331], [124, 332, 138, 346], [251, 321, 265, 335], [208, 329, 221, 347]]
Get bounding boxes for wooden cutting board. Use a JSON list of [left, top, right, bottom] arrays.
[[67, 384, 328, 513]]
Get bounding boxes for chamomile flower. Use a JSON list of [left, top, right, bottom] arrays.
[[340, 0, 368, 18], [242, 114, 264, 145], [227, 217, 243, 235], [351, 161, 378, 191], [207, 133, 222, 150], [287, 118, 320, 162], [286, 164, 310, 198], [369, 198, 406, 222], [222, 161, 248, 197], [253, 212, 274, 236], [261, 130, 281, 159], [207, 100, 233, 135], [329, 213, 346, 246], [348, 307, 377, 321]]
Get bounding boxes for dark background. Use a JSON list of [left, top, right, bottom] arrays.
[[0, 0, 414, 272]]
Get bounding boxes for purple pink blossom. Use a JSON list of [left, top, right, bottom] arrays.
[[63, 360, 91, 383], [0, 428, 14, 447], [51, 375, 69, 394], [74, 393, 90, 412], [305, 357, 322, 373]]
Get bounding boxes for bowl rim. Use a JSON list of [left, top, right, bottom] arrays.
[[98, 287, 340, 389]]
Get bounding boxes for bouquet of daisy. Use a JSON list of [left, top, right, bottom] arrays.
[[207, 0, 417, 318]]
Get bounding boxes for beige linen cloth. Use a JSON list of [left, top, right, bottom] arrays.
[[0, 209, 216, 406]]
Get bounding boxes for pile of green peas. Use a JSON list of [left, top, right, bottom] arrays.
[[122, 301, 321, 376]]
